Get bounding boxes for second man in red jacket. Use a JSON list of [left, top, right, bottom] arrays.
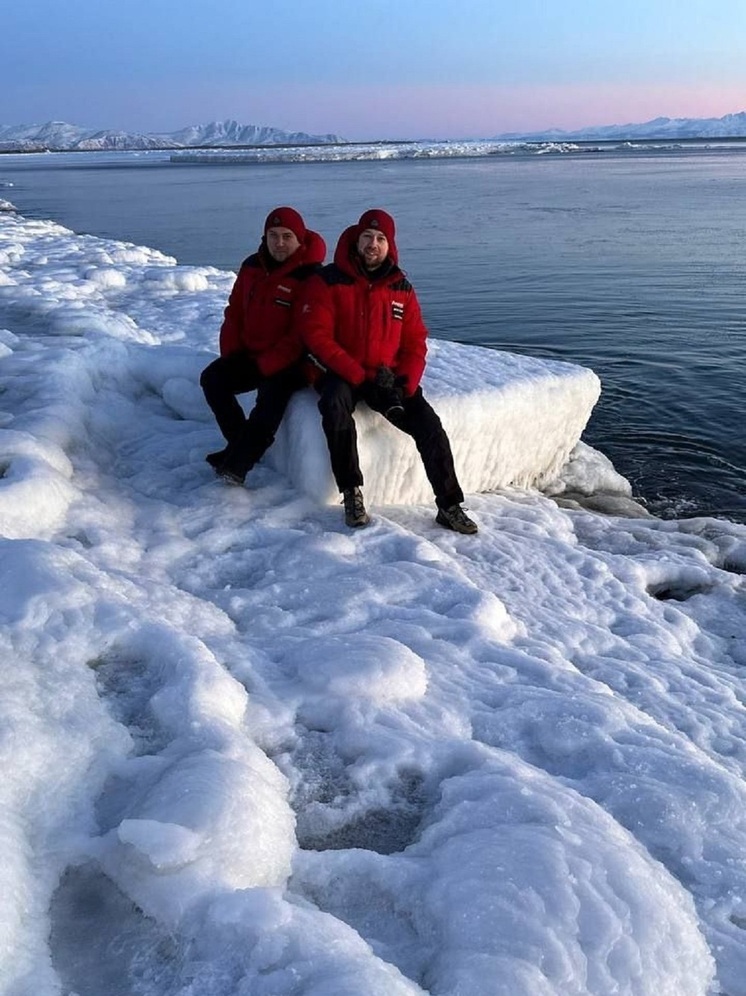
[[299, 209, 477, 534]]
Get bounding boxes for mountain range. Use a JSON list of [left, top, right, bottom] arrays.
[[494, 110, 746, 141], [0, 119, 343, 152], [2, 111, 746, 152]]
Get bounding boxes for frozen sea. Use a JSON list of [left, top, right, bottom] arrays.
[[1, 140, 745, 521], [1, 143, 746, 996]]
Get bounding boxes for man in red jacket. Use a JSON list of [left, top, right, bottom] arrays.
[[300, 208, 477, 534], [200, 206, 325, 484]]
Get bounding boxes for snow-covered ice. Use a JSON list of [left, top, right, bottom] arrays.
[[2, 210, 746, 996], [167, 139, 707, 166], [169, 140, 588, 165], [270, 341, 600, 507]]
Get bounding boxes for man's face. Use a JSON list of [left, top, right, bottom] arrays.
[[356, 229, 389, 270], [266, 226, 301, 262]]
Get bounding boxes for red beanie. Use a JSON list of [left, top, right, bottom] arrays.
[[264, 206, 306, 242], [356, 208, 396, 245]]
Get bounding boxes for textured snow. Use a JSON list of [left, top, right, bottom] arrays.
[[271, 341, 600, 507], [2, 211, 746, 996]]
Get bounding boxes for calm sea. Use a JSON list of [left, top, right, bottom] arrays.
[[2, 145, 745, 522]]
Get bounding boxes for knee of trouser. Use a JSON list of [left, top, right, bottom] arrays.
[[199, 361, 221, 392], [411, 394, 444, 431], [318, 386, 354, 422]]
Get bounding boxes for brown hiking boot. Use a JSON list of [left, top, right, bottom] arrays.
[[343, 487, 370, 527], [436, 503, 478, 535]]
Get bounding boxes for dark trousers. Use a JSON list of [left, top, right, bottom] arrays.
[[200, 352, 305, 475], [316, 373, 464, 508]]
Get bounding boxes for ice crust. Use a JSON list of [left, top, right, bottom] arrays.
[[2, 209, 744, 996]]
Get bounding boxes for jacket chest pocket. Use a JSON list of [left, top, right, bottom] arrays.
[[274, 283, 293, 308]]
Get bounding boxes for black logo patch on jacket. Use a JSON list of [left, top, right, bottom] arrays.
[[391, 300, 405, 321]]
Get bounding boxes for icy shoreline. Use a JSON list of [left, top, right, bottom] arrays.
[[2, 211, 746, 996]]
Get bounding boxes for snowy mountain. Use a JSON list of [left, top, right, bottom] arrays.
[[495, 110, 746, 142], [0, 119, 342, 152], [3, 110, 746, 153], [163, 119, 341, 147]]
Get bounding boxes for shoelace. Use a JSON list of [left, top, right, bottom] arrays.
[[451, 505, 471, 524], [345, 490, 366, 516]]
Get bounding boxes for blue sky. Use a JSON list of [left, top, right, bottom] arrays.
[[3, 0, 745, 138]]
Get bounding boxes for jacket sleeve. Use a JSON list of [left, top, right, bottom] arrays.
[[218, 268, 250, 357], [394, 288, 428, 393], [298, 276, 367, 386]]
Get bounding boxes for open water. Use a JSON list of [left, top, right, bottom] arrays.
[[2, 145, 744, 521]]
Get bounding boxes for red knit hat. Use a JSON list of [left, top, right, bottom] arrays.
[[264, 206, 306, 242], [356, 208, 396, 245]]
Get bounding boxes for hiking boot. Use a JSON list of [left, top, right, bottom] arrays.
[[436, 503, 478, 535], [206, 448, 229, 469], [215, 464, 246, 486], [207, 445, 247, 485], [343, 487, 370, 528]]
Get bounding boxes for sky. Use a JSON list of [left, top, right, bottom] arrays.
[[3, 205, 746, 995], [2, 0, 746, 139]]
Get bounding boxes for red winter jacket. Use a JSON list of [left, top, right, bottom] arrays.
[[298, 226, 427, 394], [219, 229, 326, 376]]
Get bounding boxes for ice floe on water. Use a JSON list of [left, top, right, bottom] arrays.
[[170, 140, 590, 166], [1, 211, 746, 995], [167, 138, 727, 166]]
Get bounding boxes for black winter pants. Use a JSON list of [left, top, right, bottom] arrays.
[[200, 352, 305, 475], [316, 373, 464, 508]]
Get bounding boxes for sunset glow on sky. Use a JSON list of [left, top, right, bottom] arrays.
[[4, 0, 745, 138]]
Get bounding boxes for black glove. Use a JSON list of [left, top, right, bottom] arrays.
[[372, 366, 405, 417]]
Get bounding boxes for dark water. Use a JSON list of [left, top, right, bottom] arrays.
[[2, 148, 745, 521]]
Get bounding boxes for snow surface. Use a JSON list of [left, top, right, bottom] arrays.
[[2, 211, 746, 996], [170, 141, 593, 165], [169, 139, 739, 166], [271, 341, 600, 507], [0, 138, 728, 171]]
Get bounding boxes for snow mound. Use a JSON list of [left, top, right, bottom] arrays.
[[271, 340, 601, 507]]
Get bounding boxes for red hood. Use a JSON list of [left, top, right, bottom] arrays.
[[299, 229, 327, 266], [333, 224, 399, 275]]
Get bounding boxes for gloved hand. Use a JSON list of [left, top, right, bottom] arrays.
[[372, 365, 405, 417]]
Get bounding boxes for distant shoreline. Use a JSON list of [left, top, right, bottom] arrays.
[[3, 135, 746, 156]]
